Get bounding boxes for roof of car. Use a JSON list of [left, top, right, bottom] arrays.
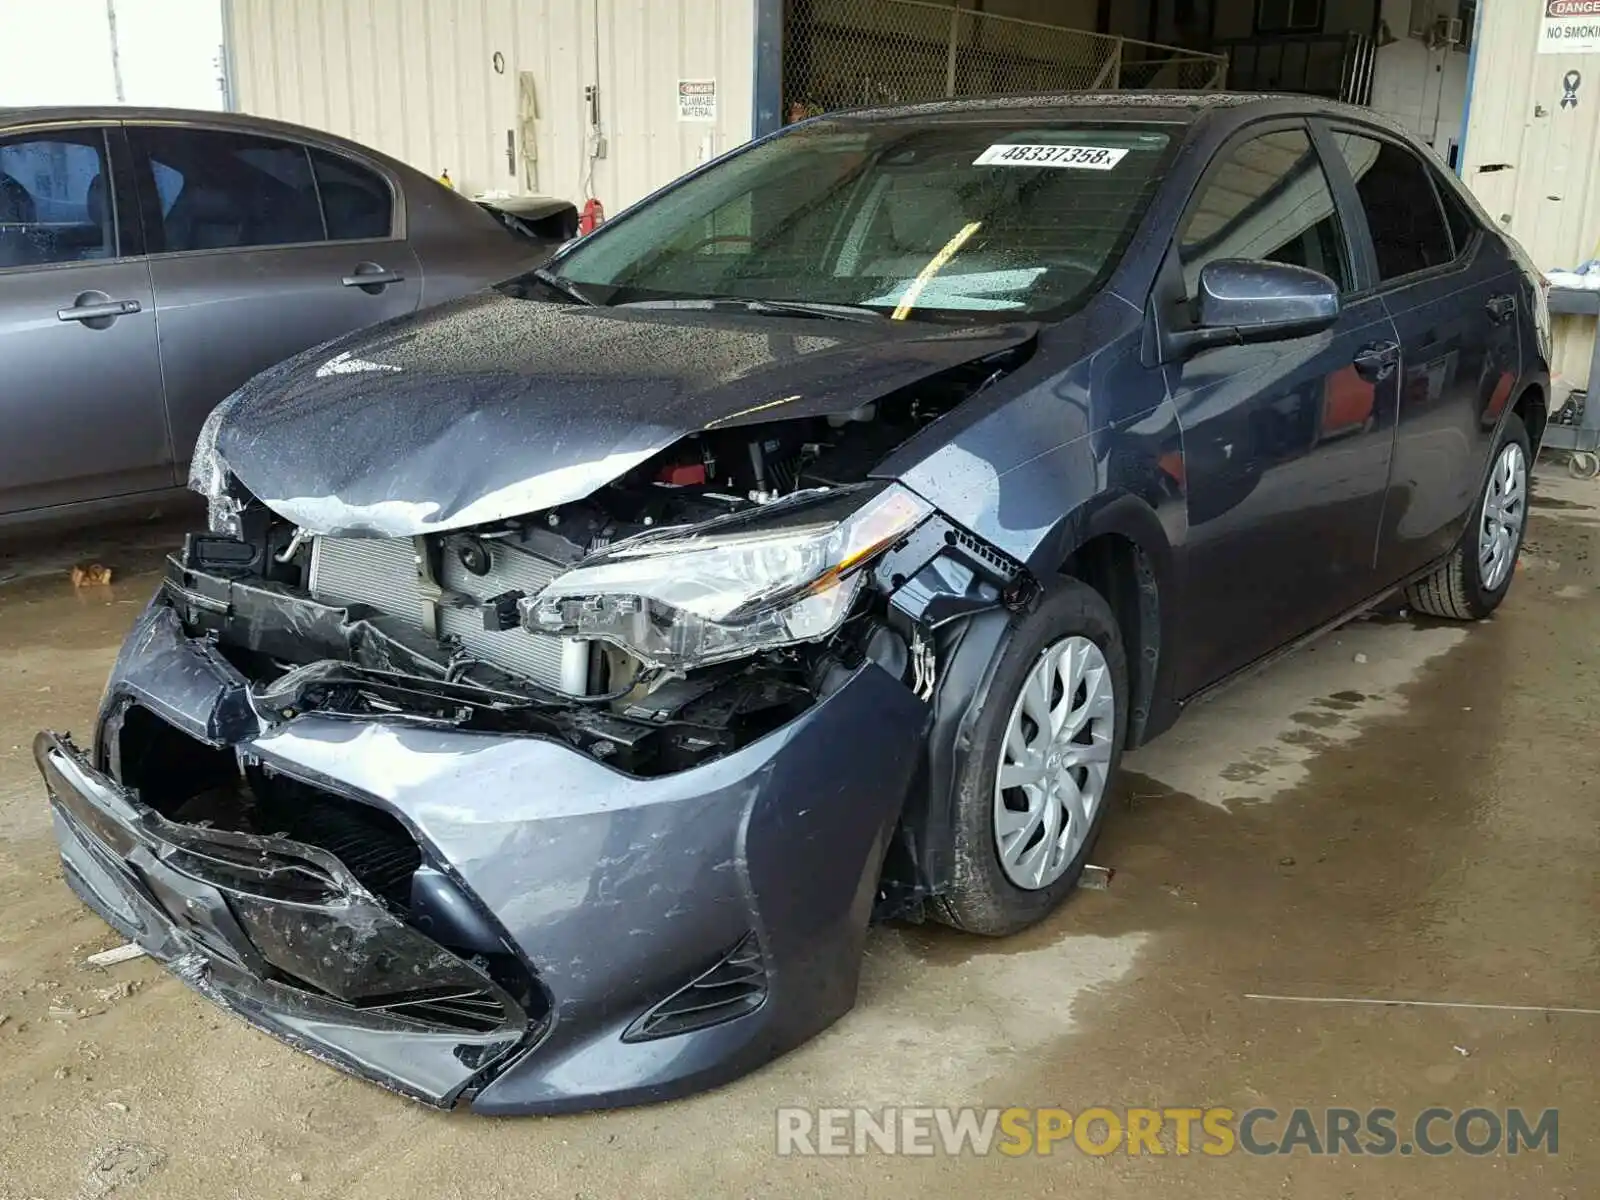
[[0, 105, 417, 170], [819, 90, 1404, 131], [1, 104, 308, 126]]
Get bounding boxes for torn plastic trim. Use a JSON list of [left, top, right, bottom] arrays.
[[37, 731, 534, 1107], [866, 516, 1031, 919]]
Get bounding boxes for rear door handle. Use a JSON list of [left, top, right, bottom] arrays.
[[1353, 340, 1400, 382], [1485, 294, 1516, 323], [342, 263, 405, 292], [57, 298, 141, 322]]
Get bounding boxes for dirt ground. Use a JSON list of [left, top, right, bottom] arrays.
[[0, 475, 1596, 1200]]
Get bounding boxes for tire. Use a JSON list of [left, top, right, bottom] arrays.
[[1405, 413, 1531, 621], [933, 577, 1129, 937]]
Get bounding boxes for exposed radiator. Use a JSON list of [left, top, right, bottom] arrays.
[[307, 535, 588, 693]]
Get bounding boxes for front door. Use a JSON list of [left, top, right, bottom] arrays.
[[0, 124, 169, 516], [1166, 124, 1401, 697], [125, 124, 423, 478]]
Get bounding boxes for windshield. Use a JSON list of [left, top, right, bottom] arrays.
[[523, 117, 1176, 322]]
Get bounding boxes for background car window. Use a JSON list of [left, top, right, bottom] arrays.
[[130, 127, 325, 253], [1330, 133, 1453, 280], [0, 130, 113, 268], [1180, 128, 1349, 297], [310, 149, 392, 240]]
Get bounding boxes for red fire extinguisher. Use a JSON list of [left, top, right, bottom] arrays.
[[579, 197, 605, 235]]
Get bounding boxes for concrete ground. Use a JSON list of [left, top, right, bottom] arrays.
[[0, 476, 1596, 1200]]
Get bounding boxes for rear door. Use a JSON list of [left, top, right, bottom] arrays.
[[125, 124, 423, 479], [0, 123, 169, 516], [1165, 121, 1403, 696], [1319, 126, 1521, 584]]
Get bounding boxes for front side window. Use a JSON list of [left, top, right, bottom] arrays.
[[130, 127, 325, 253], [539, 117, 1176, 322], [0, 129, 114, 269], [1331, 132, 1453, 281], [1180, 127, 1350, 297]]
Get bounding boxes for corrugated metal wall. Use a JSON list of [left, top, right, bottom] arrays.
[[225, 0, 755, 211], [1462, 1, 1600, 386]]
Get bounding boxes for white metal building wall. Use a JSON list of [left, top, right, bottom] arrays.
[[225, 0, 755, 212], [1462, 1, 1600, 387]]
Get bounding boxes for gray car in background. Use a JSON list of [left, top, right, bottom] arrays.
[[0, 106, 550, 530]]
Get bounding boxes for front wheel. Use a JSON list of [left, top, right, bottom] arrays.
[[933, 578, 1128, 936], [1406, 413, 1530, 621]]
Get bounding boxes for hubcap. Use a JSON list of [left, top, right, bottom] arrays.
[[1479, 441, 1526, 592], [993, 636, 1116, 891]]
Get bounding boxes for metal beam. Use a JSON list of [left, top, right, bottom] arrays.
[[753, 0, 785, 138]]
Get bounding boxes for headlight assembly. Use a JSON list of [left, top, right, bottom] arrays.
[[520, 484, 933, 670]]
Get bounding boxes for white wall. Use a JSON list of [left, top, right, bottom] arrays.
[[226, 0, 754, 211], [1367, 0, 1468, 153], [1462, 0, 1600, 387], [0, 0, 225, 109]]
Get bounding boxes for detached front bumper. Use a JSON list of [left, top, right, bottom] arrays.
[[39, 595, 926, 1113], [39, 732, 527, 1107]]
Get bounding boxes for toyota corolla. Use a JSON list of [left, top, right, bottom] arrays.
[[36, 93, 1547, 1114]]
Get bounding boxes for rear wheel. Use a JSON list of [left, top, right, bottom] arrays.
[[934, 578, 1128, 936], [1405, 413, 1530, 621]]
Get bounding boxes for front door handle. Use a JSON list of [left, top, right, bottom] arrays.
[[57, 297, 141, 324], [1353, 340, 1400, 382], [1485, 293, 1516, 323], [342, 262, 405, 293]]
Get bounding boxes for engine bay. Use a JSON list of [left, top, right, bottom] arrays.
[[171, 359, 1026, 778]]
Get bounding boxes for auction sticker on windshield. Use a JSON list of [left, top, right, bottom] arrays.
[[973, 143, 1129, 169]]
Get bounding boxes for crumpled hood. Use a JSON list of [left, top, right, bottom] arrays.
[[210, 289, 1035, 536]]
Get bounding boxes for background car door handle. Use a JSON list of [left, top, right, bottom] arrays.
[[1485, 294, 1516, 322], [342, 264, 405, 292], [57, 298, 141, 323], [1353, 340, 1399, 382]]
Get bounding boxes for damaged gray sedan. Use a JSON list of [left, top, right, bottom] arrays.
[[36, 94, 1547, 1112]]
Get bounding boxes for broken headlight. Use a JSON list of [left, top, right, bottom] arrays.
[[520, 483, 931, 670]]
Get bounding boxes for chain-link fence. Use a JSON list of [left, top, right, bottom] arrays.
[[782, 0, 1227, 120]]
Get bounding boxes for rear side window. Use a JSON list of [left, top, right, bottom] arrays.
[[1180, 127, 1350, 297], [1434, 176, 1480, 257], [310, 149, 393, 240], [0, 129, 114, 268], [130, 127, 324, 252], [1330, 133, 1453, 281]]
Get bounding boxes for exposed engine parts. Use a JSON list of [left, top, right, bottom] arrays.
[[169, 364, 1029, 778]]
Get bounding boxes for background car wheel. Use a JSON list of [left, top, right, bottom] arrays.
[[934, 577, 1128, 937], [1405, 413, 1530, 621]]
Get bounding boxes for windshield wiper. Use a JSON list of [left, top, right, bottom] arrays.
[[532, 267, 597, 306], [614, 296, 884, 323], [742, 298, 885, 323]]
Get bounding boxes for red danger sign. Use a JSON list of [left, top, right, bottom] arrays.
[[1543, 0, 1600, 52]]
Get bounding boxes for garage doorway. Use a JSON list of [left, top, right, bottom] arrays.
[[777, 0, 1474, 162], [780, 0, 1227, 120]]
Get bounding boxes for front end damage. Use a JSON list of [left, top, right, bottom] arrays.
[[39, 350, 1034, 1112]]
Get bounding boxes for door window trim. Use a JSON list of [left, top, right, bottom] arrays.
[[1172, 115, 1365, 300], [1311, 118, 1468, 295], [121, 119, 405, 261], [0, 122, 132, 277]]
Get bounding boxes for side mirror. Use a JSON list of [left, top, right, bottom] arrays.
[[1167, 259, 1341, 359]]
